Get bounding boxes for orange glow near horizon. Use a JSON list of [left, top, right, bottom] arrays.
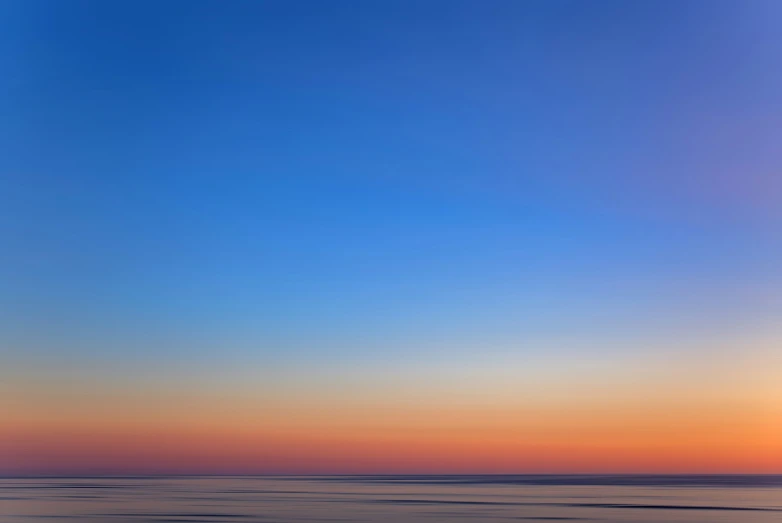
[[4, 339, 780, 475], [4, 361, 781, 475]]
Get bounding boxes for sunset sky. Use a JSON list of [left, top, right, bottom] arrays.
[[2, 0, 781, 475]]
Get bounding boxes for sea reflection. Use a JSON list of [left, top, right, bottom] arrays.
[[2, 475, 781, 523]]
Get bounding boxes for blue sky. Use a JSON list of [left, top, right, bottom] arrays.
[[2, 0, 780, 370]]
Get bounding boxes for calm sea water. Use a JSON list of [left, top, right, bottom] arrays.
[[2, 475, 781, 523]]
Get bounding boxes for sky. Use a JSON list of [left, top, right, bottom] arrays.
[[1, 0, 781, 475]]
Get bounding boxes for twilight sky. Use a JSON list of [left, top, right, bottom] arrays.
[[2, 0, 781, 475]]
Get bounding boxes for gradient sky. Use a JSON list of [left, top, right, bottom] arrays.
[[2, 0, 781, 475]]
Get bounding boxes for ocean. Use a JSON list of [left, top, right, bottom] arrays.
[[2, 475, 781, 522]]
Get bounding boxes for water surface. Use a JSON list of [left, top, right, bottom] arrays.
[[2, 475, 781, 522]]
